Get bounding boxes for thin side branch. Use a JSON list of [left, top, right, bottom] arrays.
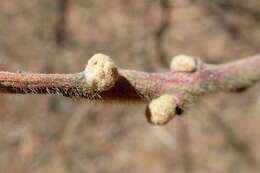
[[1, 53, 260, 125]]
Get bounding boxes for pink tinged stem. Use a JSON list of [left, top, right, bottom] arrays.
[[0, 55, 259, 103]]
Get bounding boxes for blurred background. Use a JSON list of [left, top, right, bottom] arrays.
[[0, 0, 260, 172]]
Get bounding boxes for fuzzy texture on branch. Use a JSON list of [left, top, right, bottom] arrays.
[[0, 53, 260, 125]]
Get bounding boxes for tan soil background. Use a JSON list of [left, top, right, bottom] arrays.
[[0, 0, 260, 172]]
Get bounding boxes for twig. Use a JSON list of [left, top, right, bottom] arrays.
[[154, 0, 172, 67], [0, 53, 260, 125], [55, 0, 69, 47]]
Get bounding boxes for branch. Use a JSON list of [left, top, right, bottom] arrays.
[[55, 0, 69, 46], [1, 53, 260, 125]]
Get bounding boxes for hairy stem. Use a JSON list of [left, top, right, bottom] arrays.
[[0, 54, 260, 124], [0, 55, 260, 100]]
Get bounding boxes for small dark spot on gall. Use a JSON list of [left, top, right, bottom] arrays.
[[175, 106, 183, 116]]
